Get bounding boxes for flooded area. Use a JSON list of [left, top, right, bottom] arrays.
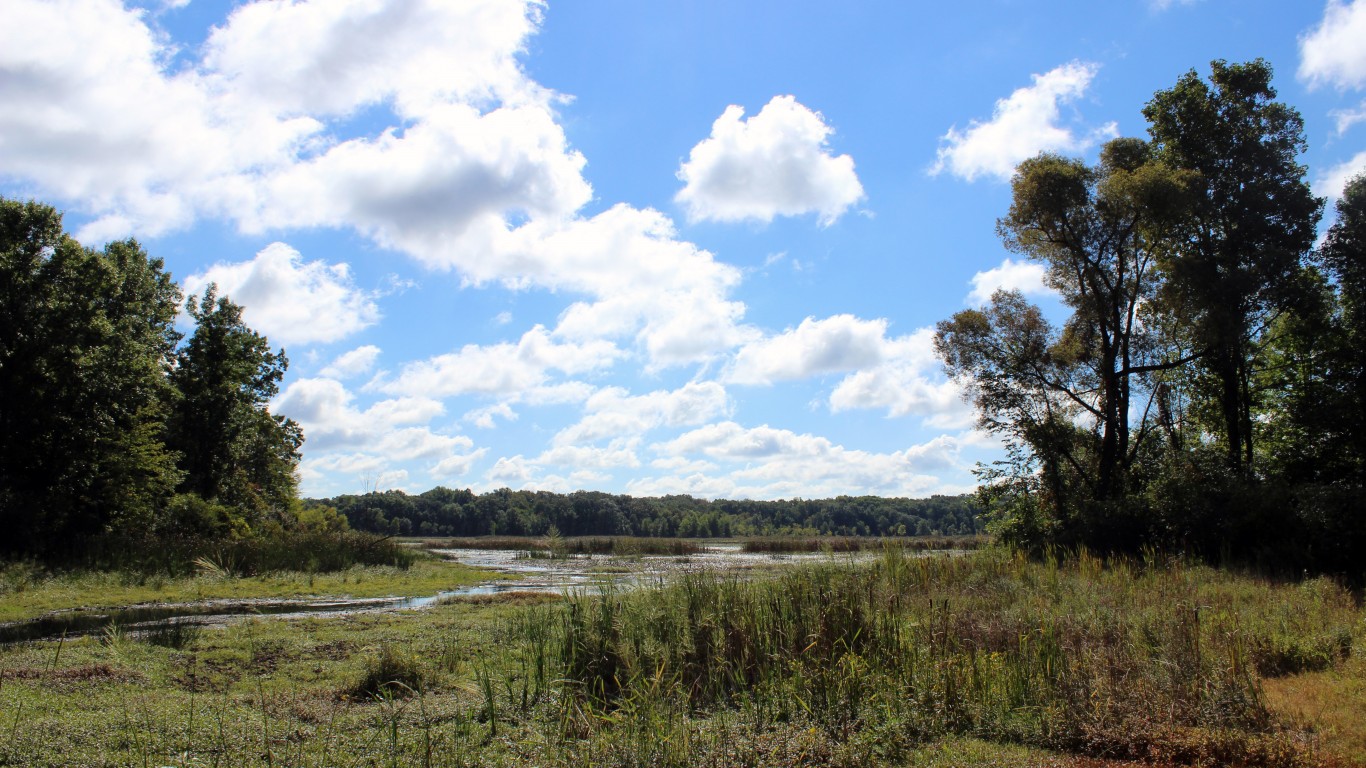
[[433, 543, 869, 591], [0, 544, 878, 644]]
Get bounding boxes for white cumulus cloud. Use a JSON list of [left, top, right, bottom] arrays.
[[639, 422, 969, 499], [320, 345, 382, 379], [1299, 0, 1366, 91], [1317, 150, 1366, 201], [965, 257, 1054, 305], [183, 243, 379, 346], [726, 315, 888, 385], [378, 326, 621, 400], [932, 61, 1117, 183], [675, 95, 864, 225], [552, 382, 730, 446], [828, 329, 973, 427], [0, 0, 762, 375], [277, 377, 484, 492]]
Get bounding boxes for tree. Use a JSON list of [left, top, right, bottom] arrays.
[[0, 199, 183, 554], [1289, 172, 1366, 485], [168, 286, 302, 531], [1143, 59, 1323, 474], [936, 139, 1196, 550]]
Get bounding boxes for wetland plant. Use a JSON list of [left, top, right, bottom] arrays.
[[351, 643, 426, 700]]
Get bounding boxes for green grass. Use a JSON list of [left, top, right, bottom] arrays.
[[0, 558, 496, 623], [0, 549, 1360, 767], [738, 535, 985, 553]]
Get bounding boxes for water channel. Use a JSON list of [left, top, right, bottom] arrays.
[[0, 545, 874, 644]]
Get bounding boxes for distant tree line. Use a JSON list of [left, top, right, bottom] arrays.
[[0, 198, 307, 561], [935, 60, 1365, 575], [312, 488, 983, 539]]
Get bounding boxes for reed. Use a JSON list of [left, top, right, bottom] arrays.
[[738, 534, 984, 553], [1, 548, 1359, 766], [524, 547, 1353, 766]]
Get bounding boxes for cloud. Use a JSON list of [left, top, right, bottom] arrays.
[[378, 325, 621, 399], [965, 257, 1054, 305], [0, 0, 297, 238], [432, 449, 489, 478], [828, 329, 973, 426], [464, 402, 519, 429], [184, 243, 379, 346], [1299, 0, 1366, 91], [320, 345, 382, 379], [675, 95, 864, 225], [507, 205, 755, 367], [637, 422, 969, 499], [274, 377, 444, 450], [201, 0, 544, 118], [1317, 150, 1366, 201], [726, 315, 889, 385], [932, 61, 1117, 183], [536, 442, 642, 471], [277, 376, 484, 493], [0, 0, 574, 246], [1150, 0, 1199, 10], [1331, 105, 1366, 135], [552, 382, 730, 446], [246, 102, 591, 242], [0, 1, 760, 375]]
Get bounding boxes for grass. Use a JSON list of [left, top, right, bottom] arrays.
[[738, 535, 985, 553], [0, 548, 1361, 767], [0, 558, 495, 623], [42, 530, 420, 576], [1262, 650, 1366, 765]]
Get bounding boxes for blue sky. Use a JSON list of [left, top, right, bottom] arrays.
[[3, 0, 1365, 500]]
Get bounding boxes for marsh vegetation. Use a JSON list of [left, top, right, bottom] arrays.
[[1, 548, 1362, 767]]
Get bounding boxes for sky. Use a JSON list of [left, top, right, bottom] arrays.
[[2, 0, 1365, 501]]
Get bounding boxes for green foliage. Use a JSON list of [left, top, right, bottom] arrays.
[[0, 197, 311, 565], [0, 199, 183, 555], [1144, 58, 1323, 473], [169, 285, 302, 531], [938, 140, 1200, 552], [321, 487, 984, 538], [935, 62, 1363, 575]]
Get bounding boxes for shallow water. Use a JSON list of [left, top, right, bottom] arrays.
[[0, 545, 874, 644]]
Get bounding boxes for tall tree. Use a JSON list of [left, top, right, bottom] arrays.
[[1313, 174, 1366, 483], [0, 199, 183, 554], [1143, 59, 1323, 474], [936, 139, 1194, 549], [169, 286, 302, 531]]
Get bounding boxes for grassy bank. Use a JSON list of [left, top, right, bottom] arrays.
[[738, 535, 984, 553], [0, 549, 1361, 766], [0, 558, 494, 624]]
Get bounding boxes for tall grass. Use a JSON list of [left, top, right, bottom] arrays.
[[739, 535, 984, 553], [30, 530, 417, 576], [518, 547, 1354, 766]]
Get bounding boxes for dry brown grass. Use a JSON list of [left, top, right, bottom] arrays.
[[1263, 656, 1366, 766]]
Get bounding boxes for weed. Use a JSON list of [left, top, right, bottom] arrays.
[[350, 644, 425, 700]]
